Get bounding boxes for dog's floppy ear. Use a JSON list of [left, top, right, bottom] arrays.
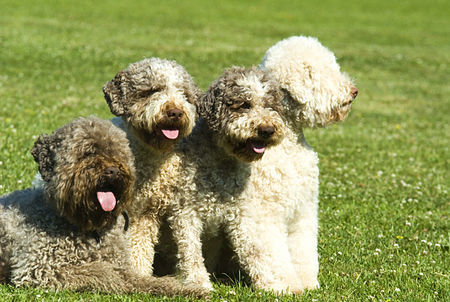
[[197, 85, 219, 120], [31, 134, 59, 182], [103, 70, 128, 116], [182, 73, 202, 107]]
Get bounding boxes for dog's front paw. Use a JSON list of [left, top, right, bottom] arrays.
[[286, 282, 306, 295], [190, 278, 214, 292], [300, 277, 319, 290], [254, 279, 301, 295], [132, 263, 153, 277], [182, 274, 214, 293], [200, 280, 214, 292], [182, 283, 212, 299]]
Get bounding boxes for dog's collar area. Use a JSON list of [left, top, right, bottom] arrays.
[[122, 211, 130, 232], [91, 231, 101, 244]]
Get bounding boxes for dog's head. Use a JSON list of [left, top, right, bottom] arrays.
[[103, 58, 199, 152], [31, 117, 136, 232], [260, 36, 358, 129], [199, 66, 285, 162]]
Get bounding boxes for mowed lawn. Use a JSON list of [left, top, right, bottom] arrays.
[[0, 0, 448, 301]]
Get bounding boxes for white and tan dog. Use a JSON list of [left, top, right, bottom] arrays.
[[148, 67, 288, 292]]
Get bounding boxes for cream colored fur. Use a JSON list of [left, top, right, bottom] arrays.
[[123, 47, 356, 293], [260, 36, 356, 128], [154, 67, 301, 293], [111, 117, 188, 277], [236, 35, 358, 290], [184, 36, 357, 293]]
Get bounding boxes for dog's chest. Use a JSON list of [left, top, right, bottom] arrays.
[[195, 157, 249, 206], [245, 141, 319, 215], [133, 152, 184, 214]]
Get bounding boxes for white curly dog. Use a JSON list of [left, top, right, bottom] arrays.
[[252, 35, 358, 290]]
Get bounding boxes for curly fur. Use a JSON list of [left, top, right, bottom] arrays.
[[157, 37, 358, 294], [197, 35, 358, 291], [198, 67, 285, 162], [102, 58, 202, 281], [31, 118, 135, 232], [0, 117, 205, 297], [103, 58, 198, 152], [151, 67, 291, 292], [260, 35, 357, 128]]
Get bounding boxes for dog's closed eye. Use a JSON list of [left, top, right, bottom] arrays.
[[138, 88, 161, 98], [229, 101, 251, 111]]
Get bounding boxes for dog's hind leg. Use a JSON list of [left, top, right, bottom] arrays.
[[122, 270, 208, 298], [54, 261, 129, 293], [55, 261, 207, 297]]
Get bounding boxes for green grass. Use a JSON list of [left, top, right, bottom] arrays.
[[0, 0, 448, 301]]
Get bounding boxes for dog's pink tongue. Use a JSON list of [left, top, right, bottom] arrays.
[[161, 129, 179, 140], [252, 144, 266, 154], [96, 192, 116, 212]]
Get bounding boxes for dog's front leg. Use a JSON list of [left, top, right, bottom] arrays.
[[288, 204, 320, 290], [168, 210, 213, 292], [226, 212, 303, 294], [128, 215, 161, 276]]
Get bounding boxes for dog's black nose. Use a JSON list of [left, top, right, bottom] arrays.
[[258, 125, 275, 138], [350, 86, 358, 99], [104, 167, 120, 178], [167, 108, 184, 120]]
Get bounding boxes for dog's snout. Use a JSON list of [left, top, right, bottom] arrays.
[[258, 125, 275, 138], [167, 108, 184, 121], [350, 86, 358, 99], [104, 167, 120, 178]]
